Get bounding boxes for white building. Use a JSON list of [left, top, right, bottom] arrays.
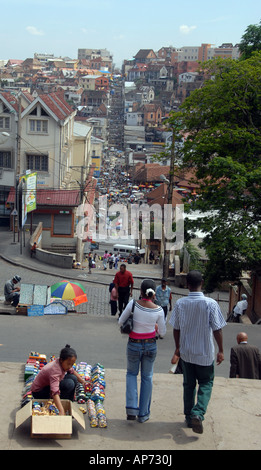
[[0, 90, 94, 223], [178, 72, 198, 84]]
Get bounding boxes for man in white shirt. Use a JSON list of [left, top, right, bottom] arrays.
[[233, 294, 248, 323], [169, 270, 226, 434]]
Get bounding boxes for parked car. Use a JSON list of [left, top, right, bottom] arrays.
[[91, 242, 99, 250]]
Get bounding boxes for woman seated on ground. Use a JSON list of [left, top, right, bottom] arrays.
[[30, 345, 86, 415], [118, 279, 166, 423]]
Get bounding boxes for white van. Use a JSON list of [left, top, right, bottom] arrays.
[[113, 244, 137, 256]]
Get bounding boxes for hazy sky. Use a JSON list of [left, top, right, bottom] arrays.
[[1, 0, 260, 66]]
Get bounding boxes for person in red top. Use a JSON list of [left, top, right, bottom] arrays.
[[113, 264, 134, 316], [31, 344, 86, 415]]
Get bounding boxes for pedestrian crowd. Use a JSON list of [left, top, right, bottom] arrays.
[[4, 268, 261, 436], [115, 269, 261, 434]]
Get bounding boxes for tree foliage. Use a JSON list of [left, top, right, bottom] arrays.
[[239, 20, 261, 59], [168, 53, 261, 291]]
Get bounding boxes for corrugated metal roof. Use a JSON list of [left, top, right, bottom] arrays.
[[7, 188, 80, 206]]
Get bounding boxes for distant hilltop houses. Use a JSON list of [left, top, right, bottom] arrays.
[[0, 42, 240, 95], [0, 42, 241, 229]]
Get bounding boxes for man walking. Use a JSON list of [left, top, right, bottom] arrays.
[[169, 270, 226, 434], [113, 264, 134, 317], [229, 332, 261, 379], [232, 294, 248, 323], [155, 278, 172, 321]]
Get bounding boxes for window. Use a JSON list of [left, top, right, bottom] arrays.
[[41, 107, 48, 116], [26, 154, 48, 172], [0, 116, 10, 130], [0, 151, 12, 168], [29, 119, 48, 133]]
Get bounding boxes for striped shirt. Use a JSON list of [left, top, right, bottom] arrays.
[[169, 292, 226, 366], [119, 299, 166, 339]]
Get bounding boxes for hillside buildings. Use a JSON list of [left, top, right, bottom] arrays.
[[0, 41, 241, 227]]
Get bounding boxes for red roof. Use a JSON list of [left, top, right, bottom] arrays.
[[147, 183, 184, 207], [133, 163, 170, 183], [39, 92, 75, 120], [0, 92, 23, 113], [7, 188, 80, 207]]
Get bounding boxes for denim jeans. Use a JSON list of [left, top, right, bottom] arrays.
[[126, 339, 157, 422]]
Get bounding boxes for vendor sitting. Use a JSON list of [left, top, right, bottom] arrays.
[[4, 275, 21, 306], [30, 344, 86, 415], [30, 242, 37, 257]]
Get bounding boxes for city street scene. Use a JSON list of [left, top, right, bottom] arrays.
[[0, 1, 261, 453]]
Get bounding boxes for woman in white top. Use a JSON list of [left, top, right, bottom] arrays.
[[118, 279, 166, 422]]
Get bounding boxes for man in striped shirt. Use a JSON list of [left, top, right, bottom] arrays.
[[169, 270, 226, 434]]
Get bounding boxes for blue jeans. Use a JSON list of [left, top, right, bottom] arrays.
[[126, 339, 157, 422]]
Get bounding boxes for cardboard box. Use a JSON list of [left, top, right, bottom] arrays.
[[15, 399, 85, 439]]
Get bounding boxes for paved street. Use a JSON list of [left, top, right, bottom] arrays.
[[0, 227, 260, 378], [1, 229, 261, 451]]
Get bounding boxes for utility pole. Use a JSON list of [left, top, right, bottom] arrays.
[[69, 165, 89, 263], [16, 94, 21, 176], [162, 127, 175, 279], [69, 165, 86, 201], [15, 93, 22, 249]]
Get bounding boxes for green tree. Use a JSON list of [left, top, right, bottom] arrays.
[[168, 53, 261, 291], [239, 20, 261, 59]]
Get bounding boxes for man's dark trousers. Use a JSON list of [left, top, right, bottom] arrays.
[[182, 360, 214, 421], [118, 286, 130, 316]]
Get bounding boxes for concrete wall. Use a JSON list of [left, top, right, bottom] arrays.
[[35, 247, 73, 268], [30, 222, 74, 269]]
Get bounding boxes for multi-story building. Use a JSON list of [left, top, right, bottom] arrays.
[[78, 48, 112, 60], [133, 49, 157, 64], [170, 43, 240, 63], [79, 74, 109, 92], [78, 48, 113, 72], [0, 90, 95, 225], [211, 43, 241, 60]]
